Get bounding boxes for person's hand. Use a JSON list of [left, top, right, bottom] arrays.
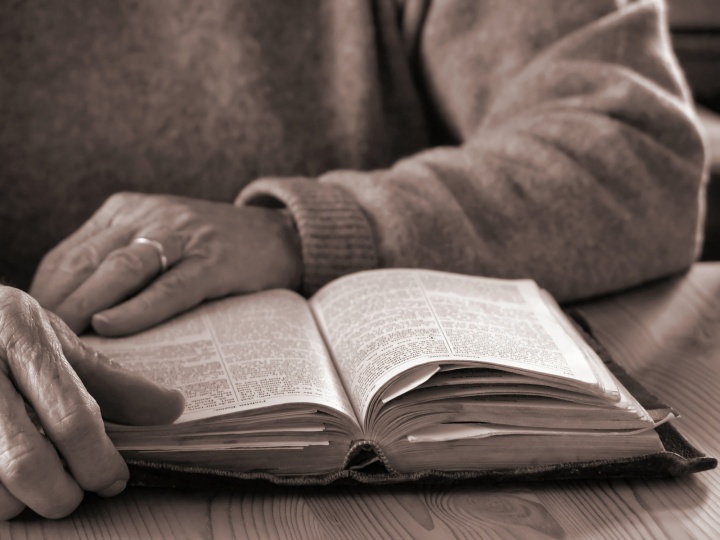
[[30, 193, 303, 336], [0, 285, 185, 520]]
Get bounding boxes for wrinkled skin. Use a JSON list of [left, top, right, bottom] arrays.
[[0, 285, 185, 519], [31, 192, 302, 336]]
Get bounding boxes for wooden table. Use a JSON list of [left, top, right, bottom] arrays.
[[3, 264, 720, 539]]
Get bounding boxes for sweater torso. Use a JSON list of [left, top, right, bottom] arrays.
[[0, 0, 429, 286]]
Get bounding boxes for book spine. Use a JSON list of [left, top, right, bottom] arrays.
[[342, 439, 397, 474]]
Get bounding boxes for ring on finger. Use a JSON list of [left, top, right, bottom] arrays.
[[131, 238, 169, 273]]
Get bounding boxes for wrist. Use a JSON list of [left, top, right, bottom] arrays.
[[273, 208, 303, 292]]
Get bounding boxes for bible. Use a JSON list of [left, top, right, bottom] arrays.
[[82, 269, 713, 482]]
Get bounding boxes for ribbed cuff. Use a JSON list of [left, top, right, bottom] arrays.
[[236, 178, 379, 295]]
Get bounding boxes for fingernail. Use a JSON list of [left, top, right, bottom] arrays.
[[92, 314, 115, 336], [97, 479, 127, 498]]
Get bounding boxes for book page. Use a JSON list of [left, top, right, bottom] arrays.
[[310, 269, 601, 424], [83, 290, 356, 424]]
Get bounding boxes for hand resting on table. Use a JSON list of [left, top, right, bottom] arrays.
[[0, 285, 185, 519]]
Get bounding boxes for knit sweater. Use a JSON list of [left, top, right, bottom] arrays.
[[0, 0, 706, 299]]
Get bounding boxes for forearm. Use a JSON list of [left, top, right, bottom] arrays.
[[239, 0, 706, 300]]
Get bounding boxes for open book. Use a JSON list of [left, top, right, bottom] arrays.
[[83, 269, 676, 477]]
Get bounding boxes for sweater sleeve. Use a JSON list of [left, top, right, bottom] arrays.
[[237, 0, 707, 300]]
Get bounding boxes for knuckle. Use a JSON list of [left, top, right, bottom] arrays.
[[50, 399, 104, 444], [156, 269, 204, 302], [105, 249, 147, 275], [90, 192, 132, 230], [62, 244, 103, 276], [0, 299, 49, 360], [161, 270, 191, 291], [132, 292, 156, 315], [36, 250, 60, 274], [105, 191, 133, 208], [1, 435, 42, 487], [0, 287, 30, 316], [177, 205, 198, 222], [49, 403, 125, 494], [6, 339, 47, 373], [193, 223, 218, 244], [102, 192, 139, 224]]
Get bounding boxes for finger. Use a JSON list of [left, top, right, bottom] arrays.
[[92, 260, 209, 337], [0, 375, 84, 519], [1, 305, 130, 499], [31, 226, 134, 310], [46, 311, 185, 426], [31, 192, 141, 277], [52, 241, 164, 334], [0, 483, 26, 521]]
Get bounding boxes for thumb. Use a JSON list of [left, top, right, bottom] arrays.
[[45, 311, 186, 425], [90, 260, 208, 337]]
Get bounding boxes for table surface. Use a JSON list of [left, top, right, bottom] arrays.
[[2, 264, 720, 539]]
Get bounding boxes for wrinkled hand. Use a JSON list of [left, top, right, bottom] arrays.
[[31, 193, 302, 336], [0, 285, 185, 520]]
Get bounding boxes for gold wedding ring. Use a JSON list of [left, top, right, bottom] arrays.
[[131, 237, 169, 273]]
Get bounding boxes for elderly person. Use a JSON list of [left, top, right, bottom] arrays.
[[0, 0, 707, 518]]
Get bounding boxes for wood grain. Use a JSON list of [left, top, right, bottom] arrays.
[[2, 264, 720, 539]]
